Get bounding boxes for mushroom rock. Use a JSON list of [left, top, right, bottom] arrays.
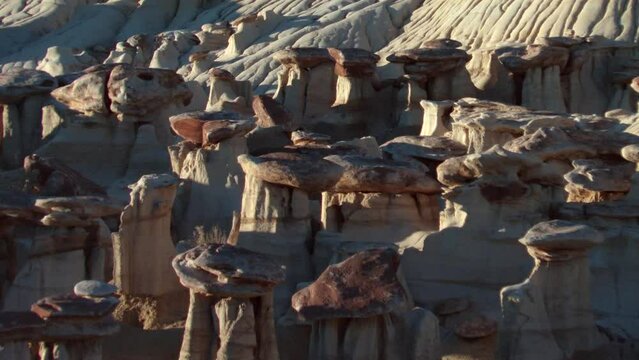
[[206, 68, 253, 114], [31, 292, 120, 360], [0, 68, 58, 169], [273, 47, 335, 128], [169, 111, 252, 241], [388, 43, 473, 99], [149, 37, 180, 70], [252, 94, 294, 130], [564, 159, 635, 203], [112, 174, 186, 328], [328, 48, 379, 105], [493, 44, 569, 112], [498, 220, 607, 360], [2, 193, 117, 313], [234, 152, 343, 315], [319, 155, 441, 245], [23, 154, 106, 196], [292, 248, 440, 360], [324, 154, 440, 194], [172, 244, 284, 360]]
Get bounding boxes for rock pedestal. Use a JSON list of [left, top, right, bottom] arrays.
[[292, 248, 440, 360], [0, 69, 58, 169], [498, 220, 606, 360], [273, 48, 336, 128], [234, 152, 343, 314], [206, 69, 253, 114], [112, 174, 186, 328], [172, 244, 285, 360], [169, 111, 254, 239]]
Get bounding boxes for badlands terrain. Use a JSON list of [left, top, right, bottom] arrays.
[[0, 0, 639, 359]]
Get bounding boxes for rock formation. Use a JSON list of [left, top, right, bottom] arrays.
[[498, 220, 607, 359], [172, 244, 284, 360]]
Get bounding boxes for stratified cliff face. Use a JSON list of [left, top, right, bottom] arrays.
[[2, 0, 639, 91]]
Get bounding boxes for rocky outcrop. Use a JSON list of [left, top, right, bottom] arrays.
[[498, 220, 607, 360], [292, 248, 440, 360], [169, 110, 253, 240], [172, 244, 284, 360], [112, 174, 186, 328]]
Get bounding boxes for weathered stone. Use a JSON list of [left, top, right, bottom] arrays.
[[107, 65, 192, 116], [274, 48, 333, 68], [388, 48, 471, 76], [519, 220, 603, 252], [324, 155, 441, 194], [497, 45, 570, 73], [172, 244, 284, 297], [238, 152, 343, 192], [202, 118, 255, 145], [50, 70, 109, 114], [381, 136, 466, 162], [292, 248, 408, 320], [24, 155, 106, 196], [34, 196, 124, 218], [252, 95, 293, 129], [74, 280, 118, 298], [421, 38, 463, 49], [564, 159, 634, 201], [328, 48, 379, 77], [0, 68, 58, 104]]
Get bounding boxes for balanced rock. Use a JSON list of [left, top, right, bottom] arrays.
[[74, 280, 118, 298], [31, 294, 119, 319], [252, 95, 293, 130]]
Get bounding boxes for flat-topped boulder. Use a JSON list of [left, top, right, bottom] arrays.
[[387, 48, 471, 76], [539, 36, 587, 48], [324, 155, 441, 194], [169, 111, 253, 145], [292, 248, 407, 320], [273, 48, 333, 68], [34, 196, 125, 218], [564, 159, 634, 193], [237, 152, 343, 192], [31, 294, 119, 320], [0, 68, 58, 104], [381, 136, 467, 162], [496, 44, 570, 73], [519, 220, 603, 251], [252, 95, 293, 130], [172, 244, 285, 297], [191, 244, 285, 285], [328, 48, 380, 77]]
